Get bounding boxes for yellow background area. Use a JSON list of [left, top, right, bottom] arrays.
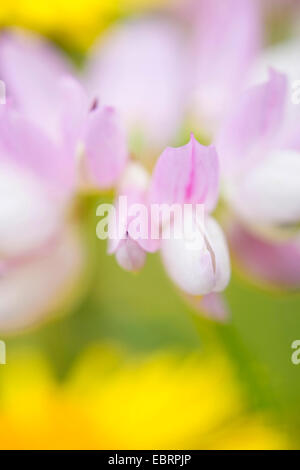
[[0, 0, 173, 50], [0, 347, 286, 450]]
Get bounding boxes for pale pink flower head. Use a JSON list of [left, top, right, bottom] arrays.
[[85, 0, 261, 152], [106, 135, 231, 320], [0, 104, 85, 332], [0, 30, 128, 267], [0, 29, 129, 330], [185, 0, 261, 136], [0, 104, 67, 259], [149, 135, 231, 316], [85, 17, 188, 155], [228, 220, 300, 290], [217, 68, 300, 289], [0, 30, 128, 192], [0, 29, 74, 143], [0, 228, 84, 333], [108, 161, 159, 272], [217, 69, 300, 229]]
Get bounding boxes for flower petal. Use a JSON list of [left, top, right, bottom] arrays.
[[83, 106, 128, 189], [0, 228, 83, 332], [85, 18, 188, 152], [59, 76, 89, 159], [187, 292, 230, 323], [0, 162, 63, 258], [160, 214, 230, 296], [149, 135, 219, 212], [227, 149, 300, 226], [189, 0, 261, 134], [205, 217, 231, 292], [108, 162, 160, 255], [0, 29, 73, 142], [115, 237, 146, 272], [0, 106, 74, 196], [217, 69, 287, 178], [229, 221, 300, 289], [249, 39, 300, 152]]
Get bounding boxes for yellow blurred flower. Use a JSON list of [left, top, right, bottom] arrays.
[[0, 0, 173, 51], [0, 346, 287, 449]]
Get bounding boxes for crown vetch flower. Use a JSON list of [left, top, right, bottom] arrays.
[[217, 68, 300, 288], [149, 134, 231, 319], [108, 162, 156, 272], [0, 30, 128, 330], [85, 0, 260, 155]]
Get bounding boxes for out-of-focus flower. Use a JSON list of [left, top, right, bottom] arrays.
[[106, 137, 231, 321], [0, 30, 128, 331], [108, 134, 231, 321], [0, 0, 174, 51], [221, 33, 300, 290], [0, 228, 84, 331], [218, 69, 300, 228], [0, 103, 83, 333], [0, 30, 128, 189], [149, 134, 231, 320], [85, 0, 261, 158], [217, 68, 300, 288], [252, 36, 300, 83], [85, 17, 189, 157], [249, 36, 300, 151], [0, 346, 287, 449], [0, 114, 80, 332], [186, 0, 261, 137], [227, 221, 300, 290], [186, 292, 230, 323]]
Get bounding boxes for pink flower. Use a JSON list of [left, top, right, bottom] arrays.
[[186, 0, 261, 136], [0, 30, 128, 191], [84, 0, 261, 155], [149, 135, 231, 320], [217, 69, 300, 227], [149, 134, 219, 212], [108, 162, 157, 272], [0, 104, 67, 259], [217, 69, 300, 288], [228, 221, 300, 290], [106, 135, 231, 320], [0, 30, 128, 330], [85, 17, 188, 155], [0, 228, 83, 332]]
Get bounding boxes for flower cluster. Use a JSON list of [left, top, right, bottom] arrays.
[[0, 0, 300, 331]]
